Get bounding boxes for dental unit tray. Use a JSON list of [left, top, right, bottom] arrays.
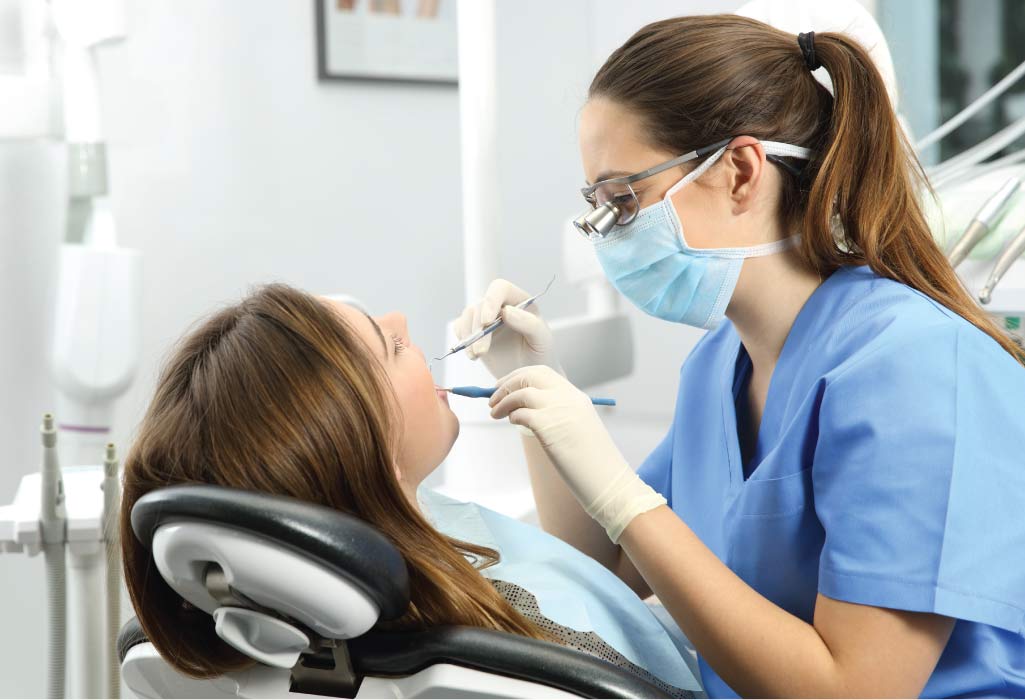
[[119, 485, 670, 699]]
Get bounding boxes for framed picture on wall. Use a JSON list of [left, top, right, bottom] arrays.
[[315, 0, 458, 85]]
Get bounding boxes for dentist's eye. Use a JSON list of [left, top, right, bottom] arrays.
[[391, 333, 407, 354]]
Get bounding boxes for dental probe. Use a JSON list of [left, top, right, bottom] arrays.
[[947, 177, 1021, 268], [979, 222, 1025, 304], [433, 276, 556, 362], [439, 385, 616, 407]]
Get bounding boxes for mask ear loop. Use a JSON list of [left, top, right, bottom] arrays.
[[667, 143, 807, 257], [665, 146, 729, 199]]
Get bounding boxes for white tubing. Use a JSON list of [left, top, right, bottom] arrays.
[[40, 414, 66, 699], [934, 149, 1025, 191], [44, 543, 66, 699], [917, 58, 1025, 153], [103, 444, 121, 699], [68, 553, 105, 697], [928, 114, 1025, 185]]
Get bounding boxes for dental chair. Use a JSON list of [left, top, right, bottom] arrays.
[[117, 485, 671, 698]]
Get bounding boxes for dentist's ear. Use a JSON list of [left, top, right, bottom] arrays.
[[724, 136, 765, 215]]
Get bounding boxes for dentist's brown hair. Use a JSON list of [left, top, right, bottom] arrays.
[[120, 283, 543, 679], [590, 14, 1023, 364]]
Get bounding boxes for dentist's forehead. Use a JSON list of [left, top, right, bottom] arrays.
[[579, 98, 672, 184]]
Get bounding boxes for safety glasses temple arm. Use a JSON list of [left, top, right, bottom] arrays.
[[580, 137, 734, 195]]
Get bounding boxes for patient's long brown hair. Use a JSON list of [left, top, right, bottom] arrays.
[[590, 14, 1024, 364], [121, 284, 543, 678]]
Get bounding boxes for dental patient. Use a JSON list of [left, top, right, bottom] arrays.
[[120, 283, 700, 697]]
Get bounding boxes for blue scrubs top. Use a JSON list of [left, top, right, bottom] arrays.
[[638, 265, 1025, 698]]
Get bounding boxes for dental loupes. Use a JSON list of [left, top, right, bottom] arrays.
[[433, 276, 556, 363]]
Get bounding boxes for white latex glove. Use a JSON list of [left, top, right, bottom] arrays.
[[453, 278, 563, 380], [488, 365, 666, 542]]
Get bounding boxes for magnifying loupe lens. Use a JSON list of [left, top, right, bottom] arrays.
[[593, 182, 639, 224]]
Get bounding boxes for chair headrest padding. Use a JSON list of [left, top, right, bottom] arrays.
[[132, 485, 410, 620]]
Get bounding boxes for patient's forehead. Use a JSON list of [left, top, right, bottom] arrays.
[[319, 296, 385, 359]]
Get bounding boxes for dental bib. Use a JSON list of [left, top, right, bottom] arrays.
[[418, 487, 703, 693], [593, 142, 811, 329]]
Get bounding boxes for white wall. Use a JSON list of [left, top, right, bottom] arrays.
[[0, 0, 741, 695]]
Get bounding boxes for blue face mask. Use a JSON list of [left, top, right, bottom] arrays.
[[591, 142, 811, 329]]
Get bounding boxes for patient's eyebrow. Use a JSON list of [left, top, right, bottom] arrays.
[[364, 313, 390, 359]]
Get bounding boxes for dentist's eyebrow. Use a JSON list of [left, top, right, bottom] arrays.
[[587, 170, 631, 186], [364, 313, 391, 359]]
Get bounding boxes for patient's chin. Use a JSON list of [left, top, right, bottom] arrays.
[[442, 408, 460, 452]]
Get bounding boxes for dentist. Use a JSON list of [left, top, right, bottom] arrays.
[[455, 15, 1025, 699]]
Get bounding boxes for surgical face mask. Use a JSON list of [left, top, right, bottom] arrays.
[[590, 141, 812, 329]]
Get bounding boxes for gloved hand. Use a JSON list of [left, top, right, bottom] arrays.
[[453, 278, 563, 380], [488, 365, 666, 542]]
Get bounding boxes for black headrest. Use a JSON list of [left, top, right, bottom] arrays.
[[131, 485, 410, 620], [117, 616, 148, 664]]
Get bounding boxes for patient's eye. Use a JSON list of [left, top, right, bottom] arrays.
[[391, 333, 407, 354]]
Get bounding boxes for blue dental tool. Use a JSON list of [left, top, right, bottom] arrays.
[[440, 385, 616, 407], [433, 276, 556, 363]]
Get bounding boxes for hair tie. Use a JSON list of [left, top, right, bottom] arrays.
[[797, 32, 821, 71]]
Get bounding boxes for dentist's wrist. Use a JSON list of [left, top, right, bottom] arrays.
[[584, 468, 667, 543]]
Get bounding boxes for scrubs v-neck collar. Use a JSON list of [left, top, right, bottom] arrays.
[[720, 268, 844, 488]]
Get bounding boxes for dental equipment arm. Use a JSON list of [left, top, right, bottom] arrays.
[[946, 178, 1021, 268], [978, 223, 1025, 305]]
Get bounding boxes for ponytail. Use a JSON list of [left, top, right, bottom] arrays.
[[590, 15, 1025, 365], [806, 32, 1024, 364]]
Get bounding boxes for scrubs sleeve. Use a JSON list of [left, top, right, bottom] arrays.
[[814, 323, 1025, 634], [637, 428, 674, 510]]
